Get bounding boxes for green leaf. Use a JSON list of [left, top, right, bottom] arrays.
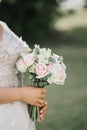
[[34, 48, 39, 55], [38, 82, 44, 87], [28, 74, 33, 80], [49, 57, 56, 63]]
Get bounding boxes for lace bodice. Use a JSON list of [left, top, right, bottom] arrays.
[[0, 21, 35, 130], [0, 21, 29, 88]]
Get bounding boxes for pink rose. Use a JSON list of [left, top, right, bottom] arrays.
[[36, 63, 48, 78], [22, 53, 35, 67]]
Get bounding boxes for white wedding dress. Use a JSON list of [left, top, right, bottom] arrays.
[[0, 21, 35, 130]]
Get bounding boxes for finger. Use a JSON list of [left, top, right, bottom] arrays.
[[41, 94, 46, 99], [38, 99, 45, 106], [35, 102, 44, 107], [42, 88, 47, 93], [45, 101, 47, 105], [40, 117, 44, 122], [40, 111, 46, 118], [39, 111, 46, 121], [39, 114, 44, 122], [35, 99, 45, 107], [40, 104, 48, 113]]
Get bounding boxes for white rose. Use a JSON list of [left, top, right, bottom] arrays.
[[47, 63, 66, 85], [53, 53, 63, 63], [21, 53, 35, 67], [53, 53, 60, 59], [16, 59, 27, 73]]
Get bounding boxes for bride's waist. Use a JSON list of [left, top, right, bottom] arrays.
[[0, 71, 17, 77], [0, 74, 20, 88], [0, 68, 17, 75]]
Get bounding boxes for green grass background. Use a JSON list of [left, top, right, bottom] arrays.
[[36, 9, 87, 130], [36, 45, 87, 130]]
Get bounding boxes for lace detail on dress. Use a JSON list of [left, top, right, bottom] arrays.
[[0, 54, 19, 88], [0, 21, 35, 130], [0, 21, 29, 87], [0, 21, 29, 58]]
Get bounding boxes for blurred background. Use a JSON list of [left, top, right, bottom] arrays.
[[0, 0, 87, 130]]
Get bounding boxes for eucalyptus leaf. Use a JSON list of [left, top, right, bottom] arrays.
[[34, 48, 39, 54], [49, 57, 56, 63], [43, 81, 49, 86], [38, 82, 44, 87], [28, 75, 33, 80]]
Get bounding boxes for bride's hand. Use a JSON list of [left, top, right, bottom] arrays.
[[39, 101, 48, 122], [20, 86, 47, 107]]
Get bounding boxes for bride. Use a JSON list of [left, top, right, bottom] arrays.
[[0, 21, 47, 130]]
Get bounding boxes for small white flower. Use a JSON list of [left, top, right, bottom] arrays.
[[29, 65, 36, 73], [37, 48, 52, 64], [39, 48, 51, 58], [34, 44, 40, 49]]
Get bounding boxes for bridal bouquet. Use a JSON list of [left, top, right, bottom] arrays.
[[16, 44, 66, 122]]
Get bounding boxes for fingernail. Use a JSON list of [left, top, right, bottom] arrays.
[[45, 101, 47, 105], [40, 115, 43, 118], [42, 117, 44, 120], [40, 110, 43, 113]]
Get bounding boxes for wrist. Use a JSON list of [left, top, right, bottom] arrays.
[[18, 87, 27, 102], [16, 87, 23, 102], [11, 87, 22, 102]]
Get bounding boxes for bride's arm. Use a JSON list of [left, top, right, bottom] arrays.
[[0, 87, 21, 104], [0, 87, 48, 122], [0, 21, 29, 53], [0, 87, 47, 106]]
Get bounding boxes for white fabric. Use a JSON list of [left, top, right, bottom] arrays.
[[0, 21, 35, 130]]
